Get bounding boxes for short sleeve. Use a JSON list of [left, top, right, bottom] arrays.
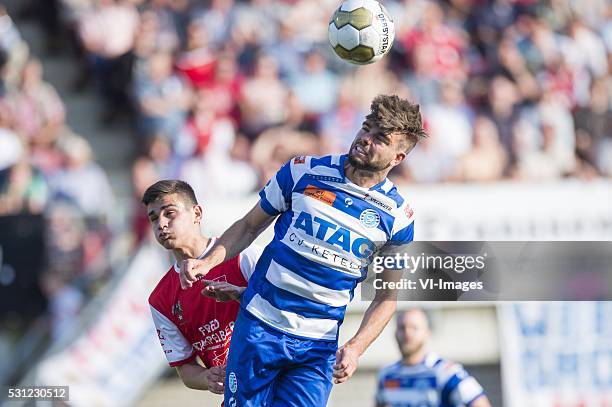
[[389, 202, 415, 245], [239, 244, 263, 281], [441, 365, 485, 406], [258, 160, 294, 215], [149, 305, 196, 367]]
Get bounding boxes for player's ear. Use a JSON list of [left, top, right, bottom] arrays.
[[193, 204, 203, 224], [392, 151, 406, 167]]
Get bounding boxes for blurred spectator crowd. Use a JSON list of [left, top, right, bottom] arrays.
[[1, 3, 113, 340], [43, 0, 611, 193], [0, 0, 611, 335]]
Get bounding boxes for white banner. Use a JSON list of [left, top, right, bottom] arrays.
[[202, 181, 612, 241], [499, 303, 612, 407], [33, 243, 170, 407]]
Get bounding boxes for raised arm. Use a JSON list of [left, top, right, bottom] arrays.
[[333, 268, 400, 384], [180, 202, 276, 288]]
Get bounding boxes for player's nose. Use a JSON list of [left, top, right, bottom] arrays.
[[157, 217, 169, 229]]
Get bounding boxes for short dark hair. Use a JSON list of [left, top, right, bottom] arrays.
[[366, 95, 427, 151], [141, 180, 198, 206]]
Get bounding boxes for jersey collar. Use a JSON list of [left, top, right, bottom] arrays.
[[340, 153, 391, 192], [173, 236, 217, 273]]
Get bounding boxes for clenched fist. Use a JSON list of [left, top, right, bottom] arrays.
[[180, 258, 214, 289], [205, 365, 226, 394]]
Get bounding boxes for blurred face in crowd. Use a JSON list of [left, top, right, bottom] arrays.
[[149, 53, 173, 82], [147, 193, 202, 251], [348, 119, 406, 172], [186, 21, 208, 50], [473, 116, 500, 148], [255, 55, 279, 79], [396, 309, 431, 358], [21, 59, 43, 90]]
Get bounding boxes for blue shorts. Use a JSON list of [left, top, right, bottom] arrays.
[[224, 308, 337, 407]]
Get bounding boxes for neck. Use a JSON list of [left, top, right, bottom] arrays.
[[172, 235, 210, 263], [344, 160, 388, 189], [402, 348, 428, 366]]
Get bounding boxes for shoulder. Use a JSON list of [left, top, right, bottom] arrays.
[[377, 360, 403, 380], [238, 244, 263, 278], [279, 154, 344, 184], [390, 188, 415, 231], [434, 357, 470, 384], [148, 266, 178, 311]]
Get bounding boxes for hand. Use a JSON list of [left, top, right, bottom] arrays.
[[201, 280, 246, 302], [180, 258, 213, 289], [333, 344, 360, 384], [205, 365, 226, 394]]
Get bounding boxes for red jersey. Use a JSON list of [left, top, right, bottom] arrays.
[[148, 239, 260, 368]]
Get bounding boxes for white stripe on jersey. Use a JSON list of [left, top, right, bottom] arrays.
[[245, 294, 338, 340], [452, 376, 484, 405], [149, 305, 194, 364], [379, 388, 438, 405], [265, 259, 352, 307], [279, 228, 364, 278], [238, 244, 262, 281]]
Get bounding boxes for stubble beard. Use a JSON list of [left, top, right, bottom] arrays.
[[348, 150, 390, 172]]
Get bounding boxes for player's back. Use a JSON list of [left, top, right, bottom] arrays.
[[376, 353, 485, 407]]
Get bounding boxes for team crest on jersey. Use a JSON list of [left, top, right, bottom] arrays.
[[360, 209, 380, 228], [172, 301, 185, 324], [293, 156, 306, 164], [404, 204, 414, 219], [229, 372, 238, 393]]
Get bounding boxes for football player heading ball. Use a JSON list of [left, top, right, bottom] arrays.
[[181, 94, 426, 406]]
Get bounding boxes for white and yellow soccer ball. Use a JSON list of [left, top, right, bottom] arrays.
[[328, 0, 395, 65]]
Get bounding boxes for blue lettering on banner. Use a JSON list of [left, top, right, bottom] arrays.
[[513, 303, 612, 391]]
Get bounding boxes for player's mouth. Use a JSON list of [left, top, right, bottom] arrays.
[[354, 144, 368, 157], [159, 233, 172, 241]]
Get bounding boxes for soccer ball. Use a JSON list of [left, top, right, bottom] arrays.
[[328, 0, 395, 65]]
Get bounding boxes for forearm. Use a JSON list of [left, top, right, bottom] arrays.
[[207, 215, 267, 267], [345, 295, 397, 355], [175, 364, 210, 390]]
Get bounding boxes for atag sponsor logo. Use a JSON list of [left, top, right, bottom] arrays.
[[293, 211, 375, 258]]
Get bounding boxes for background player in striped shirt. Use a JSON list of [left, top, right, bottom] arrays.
[[144, 180, 260, 394], [180, 94, 426, 406], [376, 308, 491, 407]]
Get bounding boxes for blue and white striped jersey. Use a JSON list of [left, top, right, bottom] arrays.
[[375, 353, 485, 407], [241, 154, 415, 341]]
